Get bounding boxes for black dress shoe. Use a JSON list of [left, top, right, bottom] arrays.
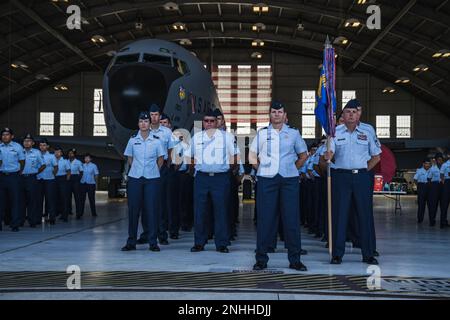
[[76, 215, 81, 220], [149, 245, 160, 252], [430, 221, 436, 227], [181, 227, 192, 232], [253, 262, 267, 271], [11, 227, 19, 232], [190, 245, 204, 252], [49, 220, 55, 225], [92, 214, 97, 217], [29, 224, 36, 228], [440, 224, 449, 229], [289, 262, 308, 271], [136, 238, 148, 245], [363, 257, 379, 265], [170, 234, 179, 240], [159, 239, 169, 245], [121, 245, 136, 251], [330, 256, 342, 264], [300, 249, 308, 255], [267, 248, 275, 253], [373, 250, 380, 257], [216, 246, 229, 253]]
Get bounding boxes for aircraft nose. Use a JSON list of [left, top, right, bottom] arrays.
[[107, 64, 175, 130]]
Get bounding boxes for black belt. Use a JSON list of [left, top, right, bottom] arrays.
[[0, 171, 19, 176], [333, 168, 367, 174], [197, 171, 228, 177]]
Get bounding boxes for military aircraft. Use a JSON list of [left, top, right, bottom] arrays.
[[102, 38, 221, 154]]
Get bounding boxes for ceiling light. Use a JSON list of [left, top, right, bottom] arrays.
[[11, 61, 28, 69], [432, 49, 450, 58], [135, 22, 143, 30], [163, 2, 179, 11], [297, 23, 305, 31], [382, 87, 396, 94], [35, 74, 50, 81], [357, 0, 367, 4], [91, 35, 107, 43], [253, 3, 269, 13], [334, 36, 349, 46], [344, 19, 361, 28], [54, 84, 68, 91], [179, 39, 192, 46], [172, 22, 186, 31], [413, 64, 429, 72], [252, 39, 265, 47], [251, 52, 263, 59], [395, 77, 410, 84], [252, 23, 266, 32]]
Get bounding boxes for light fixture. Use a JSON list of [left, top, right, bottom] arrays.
[[251, 52, 263, 59], [252, 23, 266, 32], [395, 77, 410, 84], [253, 3, 269, 13], [344, 18, 361, 28], [11, 61, 28, 69], [91, 35, 107, 44], [413, 64, 429, 72], [35, 74, 50, 81], [81, 17, 90, 25], [251, 39, 265, 47], [54, 84, 69, 91], [382, 87, 396, 94], [296, 23, 305, 31], [172, 22, 186, 31], [334, 36, 349, 45], [179, 39, 192, 46], [163, 2, 179, 11], [357, 0, 367, 4], [432, 49, 450, 58], [135, 22, 143, 30]]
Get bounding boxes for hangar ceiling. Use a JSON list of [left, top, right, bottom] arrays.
[[0, 0, 449, 117]]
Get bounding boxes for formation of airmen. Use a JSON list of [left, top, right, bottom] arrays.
[[121, 99, 386, 270], [0, 128, 99, 232], [414, 153, 450, 228]]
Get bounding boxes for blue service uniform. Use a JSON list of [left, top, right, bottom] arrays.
[[124, 131, 165, 247], [414, 167, 430, 223], [189, 129, 239, 249], [174, 141, 194, 231], [329, 124, 382, 260], [138, 125, 174, 243], [0, 141, 25, 230], [37, 152, 58, 223], [20, 148, 44, 226], [440, 161, 450, 226], [55, 157, 70, 219], [250, 124, 308, 265], [80, 162, 99, 217], [307, 151, 322, 236], [427, 165, 442, 225], [68, 159, 83, 216]]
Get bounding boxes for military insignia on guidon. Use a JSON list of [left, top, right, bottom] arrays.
[[179, 86, 186, 101]]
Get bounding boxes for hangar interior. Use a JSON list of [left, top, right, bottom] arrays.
[[0, 0, 449, 300]]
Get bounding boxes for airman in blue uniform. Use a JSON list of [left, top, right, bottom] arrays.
[[68, 149, 83, 217], [440, 155, 450, 228], [188, 110, 240, 253], [80, 154, 99, 218], [54, 147, 71, 221], [37, 139, 58, 225], [136, 104, 175, 246], [122, 111, 165, 252], [250, 101, 308, 271], [20, 133, 45, 227], [414, 159, 431, 224], [0, 128, 25, 232], [324, 101, 381, 265], [427, 154, 444, 226]]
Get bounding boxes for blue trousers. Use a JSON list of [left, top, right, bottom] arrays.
[[331, 169, 374, 259], [37, 179, 57, 222], [428, 182, 442, 224], [80, 183, 97, 216], [68, 174, 82, 215], [441, 180, 450, 225], [127, 177, 160, 246], [20, 175, 40, 226], [194, 172, 230, 248], [0, 173, 21, 229], [417, 182, 429, 223], [56, 176, 70, 218], [256, 175, 302, 265]]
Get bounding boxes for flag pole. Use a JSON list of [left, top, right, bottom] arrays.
[[325, 36, 334, 259]]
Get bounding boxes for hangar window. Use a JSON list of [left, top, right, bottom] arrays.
[[301, 90, 316, 138], [212, 65, 271, 134], [93, 89, 107, 136], [342, 90, 356, 109], [376, 115, 391, 138], [114, 54, 140, 65], [39, 112, 54, 136], [60, 113, 74, 136], [396, 115, 411, 138]]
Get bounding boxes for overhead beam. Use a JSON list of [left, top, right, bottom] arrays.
[[350, 0, 417, 71], [10, 0, 100, 69]]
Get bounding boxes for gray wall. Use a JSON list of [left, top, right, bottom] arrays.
[[1, 49, 449, 141]]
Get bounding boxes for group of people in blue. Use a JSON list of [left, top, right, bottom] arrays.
[[414, 154, 450, 228], [0, 128, 99, 232], [122, 98, 386, 270]]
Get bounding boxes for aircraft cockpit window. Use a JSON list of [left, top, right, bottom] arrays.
[[114, 54, 140, 65], [176, 59, 190, 75], [142, 54, 172, 66]]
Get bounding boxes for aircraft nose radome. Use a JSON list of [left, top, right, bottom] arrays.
[[107, 65, 169, 130]]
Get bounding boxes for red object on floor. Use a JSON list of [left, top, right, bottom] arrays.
[[374, 145, 397, 184]]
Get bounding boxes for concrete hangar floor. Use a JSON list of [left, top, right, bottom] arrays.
[[0, 193, 449, 300]]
